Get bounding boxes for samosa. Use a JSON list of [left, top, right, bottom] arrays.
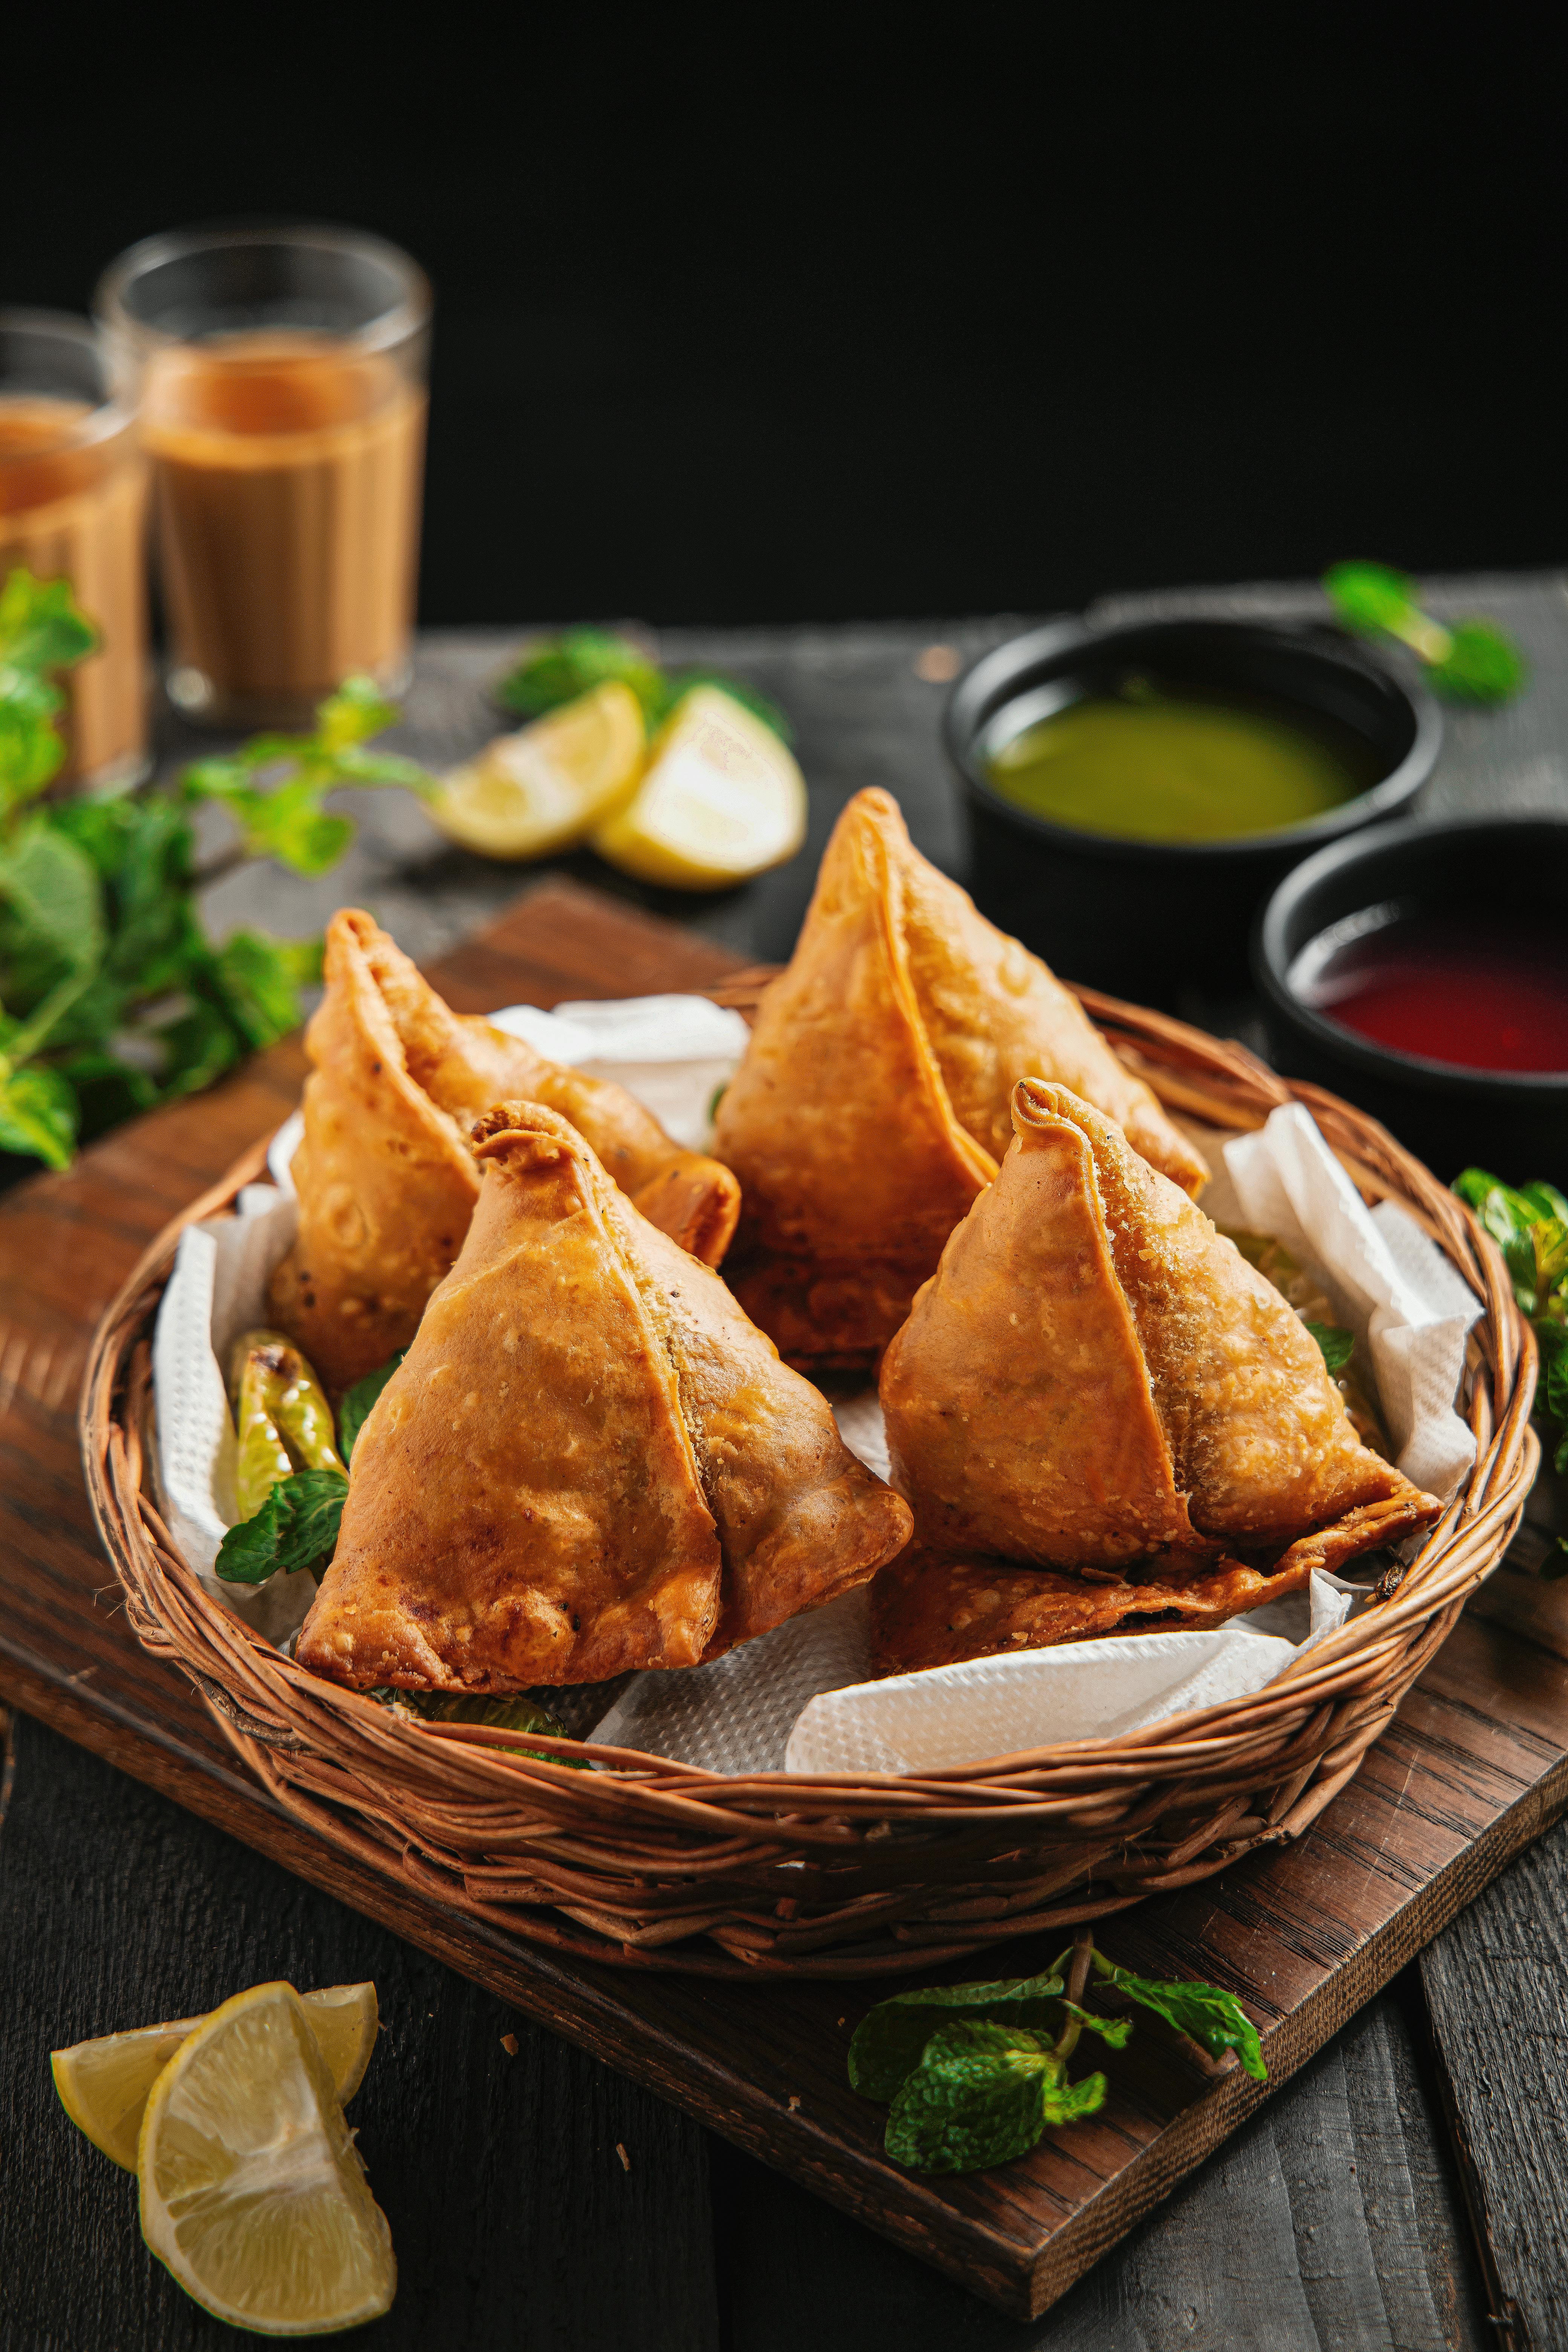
[[871, 1544, 1347, 1677], [714, 788, 1207, 1369], [268, 910, 740, 1391], [873, 1078, 1439, 1671], [296, 1102, 912, 1692]]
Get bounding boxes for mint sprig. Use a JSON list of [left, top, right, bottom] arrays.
[[848, 1969, 1066, 2101], [1305, 1319, 1356, 1374], [1324, 562, 1527, 706], [338, 1349, 406, 1463], [1453, 1170, 1568, 1514], [885, 2023, 1107, 2175], [214, 1467, 348, 1585], [495, 628, 793, 747], [0, 567, 435, 1177], [850, 1930, 1265, 2176]]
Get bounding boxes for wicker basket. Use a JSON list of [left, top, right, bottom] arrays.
[[81, 982, 1538, 1979]]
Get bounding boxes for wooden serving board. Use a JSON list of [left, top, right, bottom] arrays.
[[2, 875, 1565, 2322]]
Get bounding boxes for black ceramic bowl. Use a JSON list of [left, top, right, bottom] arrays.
[[945, 617, 1441, 1001], [1255, 814, 1568, 1181]]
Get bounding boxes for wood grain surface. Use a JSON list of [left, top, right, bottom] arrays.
[[4, 592, 1568, 2344]]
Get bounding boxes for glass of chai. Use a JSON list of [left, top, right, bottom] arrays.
[[0, 311, 150, 787], [94, 224, 430, 728]]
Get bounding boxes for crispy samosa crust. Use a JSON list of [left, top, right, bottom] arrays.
[[870, 1541, 1318, 1676], [296, 1103, 910, 1692], [267, 910, 739, 1390], [874, 1078, 1439, 1667], [714, 788, 1205, 1367]]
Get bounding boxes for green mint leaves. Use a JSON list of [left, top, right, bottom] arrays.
[[1305, 1319, 1356, 1374], [850, 1938, 1265, 2176], [848, 1970, 1066, 2101], [495, 628, 794, 747], [1324, 562, 1527, 706], [182, 674, 432, 877], [338, 1350, 406, 1463], [366, 1686, 589, 1767], [884, 2023, 1107, 2176], [0, 572, 98, 818], [0, 567, 435, 1177], [215, 1467, 349, 1585], [1454, 1168, 1568, 1493], [1092, 1962, 1266, 2081]]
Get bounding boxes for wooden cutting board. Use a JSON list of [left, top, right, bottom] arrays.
[[2, 874, 1565, 2322]]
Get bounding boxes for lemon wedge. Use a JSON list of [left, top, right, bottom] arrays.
[[52, 1981, 378, 2173], [591, 684, 807, 889], [139, 1981, 395, 2337], [429, 678, 645, 860]]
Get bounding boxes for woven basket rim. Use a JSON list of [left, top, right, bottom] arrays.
[[77, 981, 1539, 1974]]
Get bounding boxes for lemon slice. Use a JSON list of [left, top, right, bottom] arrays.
[[429, 678, 645, 860], [139, 1981, 395, 2337], [52, 1981, 378, 2173], [591, 685, 807, 889]]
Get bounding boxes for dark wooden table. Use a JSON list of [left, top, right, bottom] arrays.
[[4, 576, 1568, 2351]]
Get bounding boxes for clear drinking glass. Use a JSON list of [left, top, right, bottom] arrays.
[[0, 310, 150, 787], [94, 224, 431, 729]]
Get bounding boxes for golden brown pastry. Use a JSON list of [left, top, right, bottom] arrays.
[[872, 1077, 1439, 1669], [714, 787, 1206, 1368], [268, 910, 740, 1390], [870, 1543, 1318, 1676], [296, 1102, 911, 1692]]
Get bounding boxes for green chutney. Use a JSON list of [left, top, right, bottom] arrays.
[[986, 688, 1381, 844]]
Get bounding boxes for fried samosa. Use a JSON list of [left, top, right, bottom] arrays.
[[873, 1078, 1439, 1669], [871, 1543, 1320, 1676], [268, 910, 740, 1391], [296, 1102, 911, 1692], [713, 788, 1207, 1368]]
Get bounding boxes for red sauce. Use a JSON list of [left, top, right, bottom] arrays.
[[1292, 907, 1568, 1074]]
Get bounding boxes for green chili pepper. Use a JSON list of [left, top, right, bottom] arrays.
[[227, 1327, 345, 1520]]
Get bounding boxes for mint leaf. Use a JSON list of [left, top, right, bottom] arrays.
[[0, 664, 67, 815], [1323, 561, 1418, 635], [215, 1467, 349, 1585], [1453, 1169, 1542, 1303], [1532, 1217, 1568, 1294], [368, 1685, 588, 1766], [1099, 1966, 1265, 2081], [1548, 1346, 1568, 1429], [0, 821, 105, 1007], [1430, 620, 1528, 706], [0, 1062, 78, 1169], [848, 1970, 1066, 2101], [1059, 2000, 1133, 2049], [339, 1351, 406, 1462], [0, 572, 96, 819], [213, 930, 321, 1050], [316, 673, 400, 750], [495, 630, 667, 726], [155, 996, 243, 1099], [1305, 1320, 1356, 1374], [1520, 1181, 1568, 1226], [0, 569, 98, 678], [884, 2022, 1106, 2174]]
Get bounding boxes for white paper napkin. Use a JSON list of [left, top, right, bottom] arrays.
[[1224, 1102, 1481, 1499], [488, 995, 749, 1150], [153, 1181, 318, 1645]]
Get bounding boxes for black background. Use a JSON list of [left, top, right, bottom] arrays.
[[7, 20, 1559, 626]]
